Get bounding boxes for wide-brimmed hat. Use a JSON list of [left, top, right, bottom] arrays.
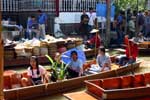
[[90, 29, 99, 33]]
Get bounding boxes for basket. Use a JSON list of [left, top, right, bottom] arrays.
[[56, 40, 66, 47], [40, 41, 48, 47], [15, 47, 26, 57], [48, 42, 57, 48], [4, 50, 15, 59], [67, 40, 75, 49], [75, 40, 83, 46], [24, 47, 33, 53], [33, 46, 40, 56], [40, 47, 48, 56]]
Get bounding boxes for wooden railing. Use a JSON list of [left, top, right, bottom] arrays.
[[18, 0, 56, 12], [1, 0, 106, 12], [1, 0, 56, 12], [1, 0, 19, 12], [59, 0, 106, 12]]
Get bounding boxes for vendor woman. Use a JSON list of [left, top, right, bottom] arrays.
[[86, 29, 101, 49], [67, 51, 83, 78]]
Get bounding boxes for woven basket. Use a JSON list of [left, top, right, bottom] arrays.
[[56, 40, 66, 47], [33, 46, 40, 56], [24, 47, 33, 53], [48, 42, 57, 49], [75, 40, 83, 46], [40, 47, 48, 56], [67, 41, 75, 49], [40, 41, 48, 47], [4, 50, 15, 59], [15, 47, 26, 57]]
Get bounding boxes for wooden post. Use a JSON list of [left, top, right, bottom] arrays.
[[106, 0, 111, 47], [0, 0, 4, 99], [56, 0, 59, 17]]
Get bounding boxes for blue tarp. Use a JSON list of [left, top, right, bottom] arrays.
[[96, 3, 115, 18]]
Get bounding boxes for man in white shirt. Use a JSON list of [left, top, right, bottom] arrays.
[[87, 7, 96, 29]]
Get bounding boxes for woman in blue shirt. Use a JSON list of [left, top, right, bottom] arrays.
[[67, 51, 83, 78]]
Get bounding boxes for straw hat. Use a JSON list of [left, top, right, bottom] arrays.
[[90, 29, 99, 33]]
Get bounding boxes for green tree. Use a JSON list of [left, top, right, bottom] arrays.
[[114, 0, 146, 13]]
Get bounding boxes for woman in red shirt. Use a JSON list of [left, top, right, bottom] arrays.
[[86, 29, 101, 48]]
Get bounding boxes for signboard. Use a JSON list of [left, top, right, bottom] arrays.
[[96, 3, 115, 18]]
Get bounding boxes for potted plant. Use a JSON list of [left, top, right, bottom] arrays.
[[45, 55, 68, 82]]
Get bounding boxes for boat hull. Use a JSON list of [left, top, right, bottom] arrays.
[[4, 61, 140, 100], [85, 68, 150, 100]]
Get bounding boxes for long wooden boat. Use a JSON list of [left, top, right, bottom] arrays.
[[137, 41, 150, 53], [85, 72, 150, 100], [4, 61, 140, 100], [122, 39, 150, 53], [138, 41, 150, 49]]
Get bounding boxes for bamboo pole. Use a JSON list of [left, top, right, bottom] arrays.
[[0, 0, 4, 99], [95, 18, 99, 57]]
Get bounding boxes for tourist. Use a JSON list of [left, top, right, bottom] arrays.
[[67, 51, 83, 78], [144, 10, 150, 37], [87, 7, 96, 30], [128, 16, 136, 39], [133, 32, 144, 43], [21, 56, 48, 86], [80, 9, 89, 23], [26, 16, 40, 39], [79, 9, 90, 40], [38, 10, 48, 39], [87, 47, 111, 74], [137, 11, 145, 33], [96, 47, 111, 71], [116, 11, 124, 44]]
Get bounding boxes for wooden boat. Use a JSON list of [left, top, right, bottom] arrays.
[[84, 72, 150, 100], [137, 41, 150, 53], [138, 41, 150, 49], [4, 61, 141, 100]]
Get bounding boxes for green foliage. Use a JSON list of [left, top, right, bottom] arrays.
[[45, 55, 68, 81], [114, 0, 146, 14]]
